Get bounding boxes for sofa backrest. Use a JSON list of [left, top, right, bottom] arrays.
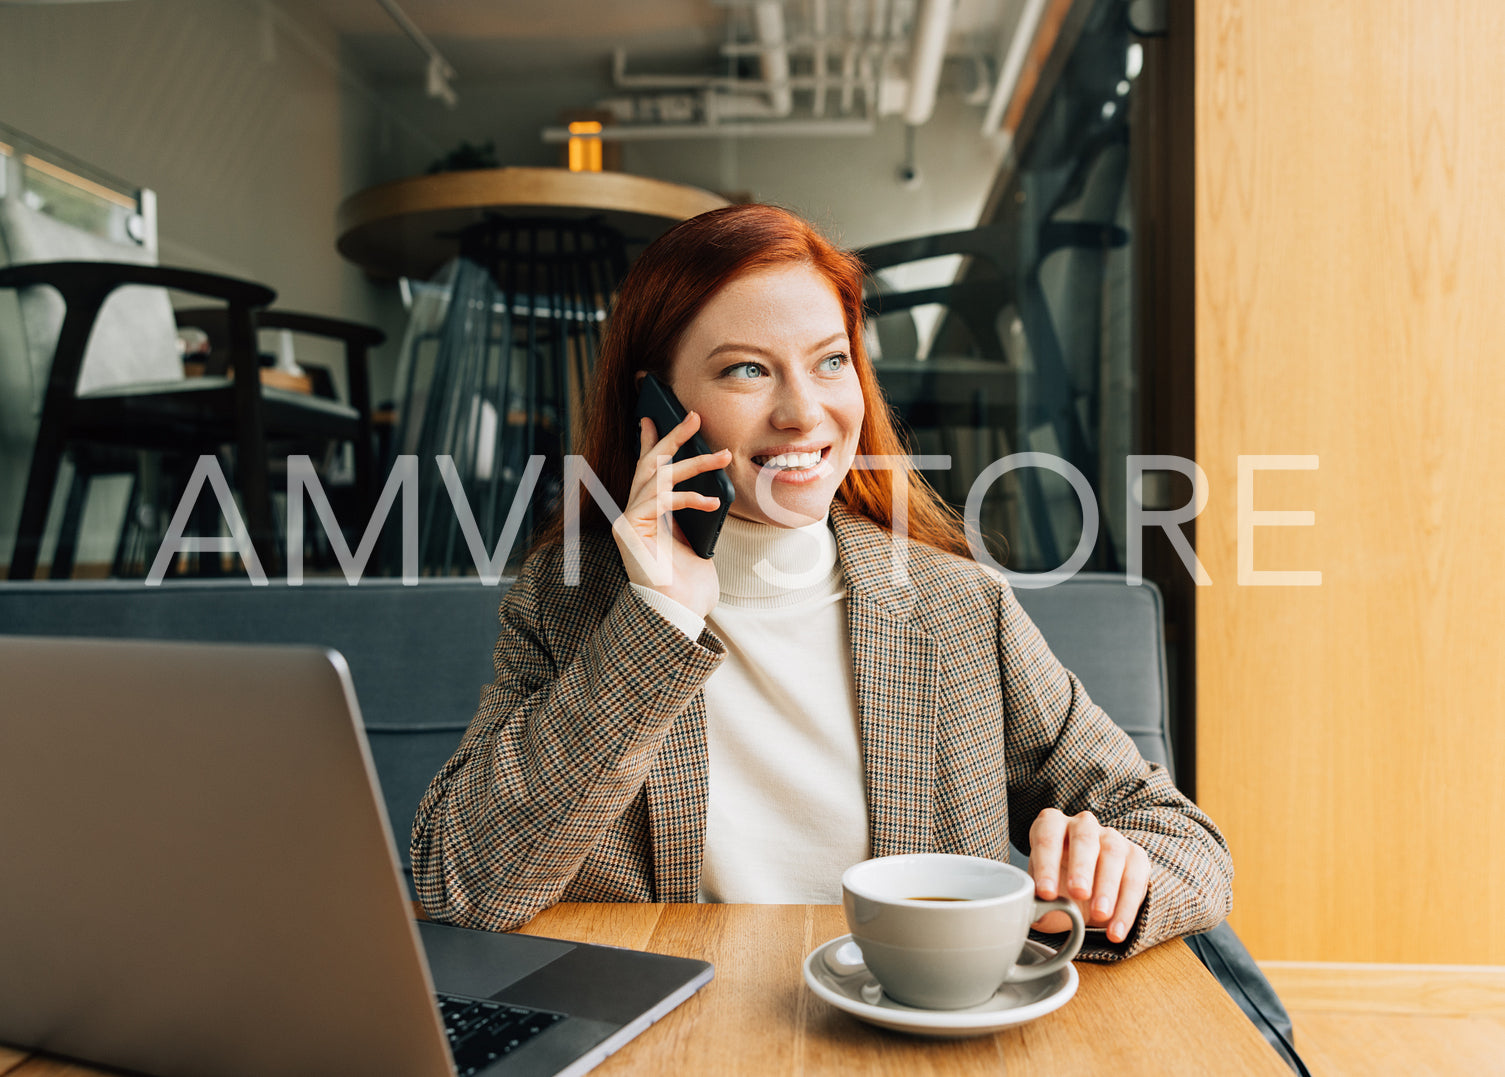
[[0, 578, 503, 882], [1011, 573, 1174, 779], [0, 572, 1173, 881]]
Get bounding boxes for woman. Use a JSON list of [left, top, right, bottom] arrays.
[[411, 204, 1232, 961]]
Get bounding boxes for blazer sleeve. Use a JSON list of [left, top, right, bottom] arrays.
[[410, 543, 724, 931], [995, 580, 1234, 961]]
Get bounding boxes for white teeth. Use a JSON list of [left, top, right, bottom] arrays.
[[756, 451, 821, 470]]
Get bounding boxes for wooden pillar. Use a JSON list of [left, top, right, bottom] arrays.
[[1196, 0, 1505, 962]]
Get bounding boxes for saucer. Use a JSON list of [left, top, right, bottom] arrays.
[[801, 934, 1078, 1038]]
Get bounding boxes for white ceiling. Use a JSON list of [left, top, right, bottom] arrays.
[[306, 0, 723, 39], [303, 0, 1015, 84], [310, 0, 732, 81]]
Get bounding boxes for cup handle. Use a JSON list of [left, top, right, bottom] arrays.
[[1001, 897, 1086, 984]]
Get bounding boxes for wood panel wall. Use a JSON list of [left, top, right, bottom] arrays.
[[1196, 0, 1505, 963]]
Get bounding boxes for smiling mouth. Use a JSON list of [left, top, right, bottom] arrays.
[[751, 448, 828, 472]]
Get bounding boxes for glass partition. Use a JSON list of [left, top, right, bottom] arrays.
[[866, 0, 1140, 578]]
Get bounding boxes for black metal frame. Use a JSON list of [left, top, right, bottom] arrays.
[[1, 261, 381, 579], [390, 216, 625, 574]]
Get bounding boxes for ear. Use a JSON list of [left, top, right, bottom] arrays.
[[632, 370, 648, 390]]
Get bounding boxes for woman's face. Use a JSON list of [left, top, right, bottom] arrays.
[[663, 262, 865, 528]]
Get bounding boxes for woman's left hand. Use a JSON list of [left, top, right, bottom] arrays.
[[1026, 808, 1151, 944]]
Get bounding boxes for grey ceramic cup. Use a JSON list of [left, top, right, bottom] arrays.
[[841, 853, 1087, 1010]]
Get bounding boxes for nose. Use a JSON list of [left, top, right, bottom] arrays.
[[770, 372, 822, 432]]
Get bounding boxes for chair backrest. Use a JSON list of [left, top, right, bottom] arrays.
[[1011, 572, 1173, 777], [0, 128, 177, 411], [860, 225, 1016, 365]]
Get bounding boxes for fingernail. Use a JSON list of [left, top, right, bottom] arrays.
[[1111, 920, 1126, 940], [1093, 898, 1111, 917], [1070, 876, 1088, 892]]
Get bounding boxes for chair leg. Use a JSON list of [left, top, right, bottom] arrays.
[[110, 468, 142, 578], [235, 447, 277, 574], [226, 302, 279, 575], [193, 478, 226, 577], [10, 430, 70, 581], [347, 341, 375, 522], [49, 462, 90, 580], [10, 282, 115, 581]]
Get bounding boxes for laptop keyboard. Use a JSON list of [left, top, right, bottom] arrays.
[[437, 993, 565, 1076]]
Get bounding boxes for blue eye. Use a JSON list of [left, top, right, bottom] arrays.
[[819, 353, 849, 372], [724, 362, 765, 379]]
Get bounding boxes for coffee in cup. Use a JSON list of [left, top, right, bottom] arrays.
[[841, 853, 1086, 1010]]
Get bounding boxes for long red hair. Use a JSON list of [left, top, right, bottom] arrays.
[[557, 203, 969, 557]]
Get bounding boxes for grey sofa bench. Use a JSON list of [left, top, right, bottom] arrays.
[[0, 577, 501, 881], [0, 573, 1172, 859], [0, 572, 1303, 1073]]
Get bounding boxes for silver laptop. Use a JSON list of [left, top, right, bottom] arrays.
[[0, 635, 712, 1077]]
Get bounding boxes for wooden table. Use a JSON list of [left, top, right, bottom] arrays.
[[515, 904, 1290, 1076], [0, 904, 1290, 1076], [336, 167, 729, 281], [181, 361, 313, 395], [332, 167, 730, 576]]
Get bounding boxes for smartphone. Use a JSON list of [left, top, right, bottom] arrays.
[[634, 373, 735, 559]]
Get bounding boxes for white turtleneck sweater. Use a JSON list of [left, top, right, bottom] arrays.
[[630, 514, 869, 903]]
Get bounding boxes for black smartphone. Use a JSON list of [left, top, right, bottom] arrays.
[[634, 373, 735, 559]]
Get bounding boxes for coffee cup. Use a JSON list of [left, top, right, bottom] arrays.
[[841, 853, 1087, 1010]]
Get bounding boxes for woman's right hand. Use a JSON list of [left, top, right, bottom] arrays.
[[612, 411, 730, 619]]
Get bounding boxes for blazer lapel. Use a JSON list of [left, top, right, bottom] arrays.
[[834, 506, 940, 857], [639, 505, 942, 897]]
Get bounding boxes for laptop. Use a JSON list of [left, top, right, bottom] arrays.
[[0, 635, 712, 1077]]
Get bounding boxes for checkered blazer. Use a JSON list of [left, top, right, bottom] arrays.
[[411, 504, 1233, 959]]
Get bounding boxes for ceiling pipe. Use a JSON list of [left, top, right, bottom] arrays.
[[840, 0, 864, 114], [875, 0, 899, 89], [866, 0, 890, 85], [607, 64, 845, 94], [903, 0, 953, 126], [982, 0, 1049, 135], [813, 0, 829, 117], [751, 1, 794, 116], [615, 2, 795, 120], [596, 0, 956, 136], [541, 118, 876, 141]]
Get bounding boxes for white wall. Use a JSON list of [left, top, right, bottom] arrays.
[[2, 0, 1006, 356], [0, 2, 1007, 569], [0, 0, 435, 383], [626, 93, 1008, 249], [0, 0, 433, 567], [376, 66, 1007, 250]]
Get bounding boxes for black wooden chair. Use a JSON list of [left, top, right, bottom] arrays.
[[174, 305, 384, 569], [860, 214, 1128, 576], [0, 261, 379, 579], [1013, 577, 1309, 1075]]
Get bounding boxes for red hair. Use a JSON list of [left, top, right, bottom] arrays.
[[558, 203, 969, 557]]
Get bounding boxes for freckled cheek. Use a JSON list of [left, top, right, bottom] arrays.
[[836, 392, 865, 448], [691, 409, 752, 461]]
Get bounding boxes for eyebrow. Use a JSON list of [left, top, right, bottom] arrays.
[[704, 331, 850, 361]]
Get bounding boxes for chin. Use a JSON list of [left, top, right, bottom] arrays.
[[732, 490, 834, 528]]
